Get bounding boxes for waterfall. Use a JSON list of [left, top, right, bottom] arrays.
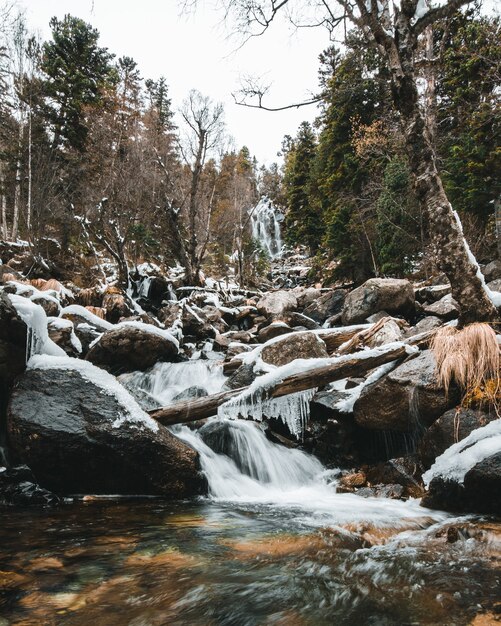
[[250, 198, 283, 259]]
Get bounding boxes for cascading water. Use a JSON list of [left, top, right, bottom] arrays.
[[123, 359, 445, 527], [250, 197, 283, 259]]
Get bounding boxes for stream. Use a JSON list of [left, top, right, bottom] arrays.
[[1, 360, 500, 625]]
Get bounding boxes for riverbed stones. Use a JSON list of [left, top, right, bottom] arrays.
[[257, 321, 293, 343], [7, 366, 205, 497], [353, 350, 456, 431], [260, 331, 328, 367], [341, 278, 415, 325], [256, 290, 298, 319], [86, 324, 179, 374]]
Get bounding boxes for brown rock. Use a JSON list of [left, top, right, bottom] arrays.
[[260, 331, 328, 367]]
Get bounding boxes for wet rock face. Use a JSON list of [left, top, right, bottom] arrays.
[[0, 465, 60, 506], [419, 408, 498, 470], [260, 331, 328, 368], [256, 291, 298, 319], [7, 368, 206, 498], [341, 278, 415, 325], [422, 452, 501, 515], [353, 351, 457, 432], [86, 325, 179, 374]]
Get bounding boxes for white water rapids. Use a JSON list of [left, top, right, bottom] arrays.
[[125, 359, 447, 528]]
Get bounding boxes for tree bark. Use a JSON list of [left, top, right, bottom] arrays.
[[149, 343, 409, 426], [377, 13, 497, 325], [495, 195, 501, 261]]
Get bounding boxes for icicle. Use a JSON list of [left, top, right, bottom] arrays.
[[218, 388, 316, 440]]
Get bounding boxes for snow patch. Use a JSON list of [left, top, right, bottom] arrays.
[[423, 419, 501, 486]]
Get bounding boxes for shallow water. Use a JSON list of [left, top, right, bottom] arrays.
[[0, 498, 500, 626]]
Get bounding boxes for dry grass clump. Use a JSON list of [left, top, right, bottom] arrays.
[[85, 306, 107, 320], [431, 324, 500, 409]]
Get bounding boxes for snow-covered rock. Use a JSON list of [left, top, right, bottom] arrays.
[[86, 321, 179, 374], [7, 355, 205, 497], [256, 290, 298, 318]]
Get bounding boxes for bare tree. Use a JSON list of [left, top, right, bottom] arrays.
[[194, 0, 498, 324], [179, 89, 225, 284]]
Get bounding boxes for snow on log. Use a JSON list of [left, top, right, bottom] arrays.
[[149, 342, 416, 426]]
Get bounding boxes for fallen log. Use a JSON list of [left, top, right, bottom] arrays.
[[149, 342, 414, 426]]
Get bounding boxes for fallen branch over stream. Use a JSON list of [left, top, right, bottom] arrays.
[[149, 342, 415, 426]]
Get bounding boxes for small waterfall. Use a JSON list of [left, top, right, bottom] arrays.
[[250, 198, 283, 259]]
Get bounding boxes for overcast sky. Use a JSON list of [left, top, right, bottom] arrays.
[[18, 0, 333, 166]]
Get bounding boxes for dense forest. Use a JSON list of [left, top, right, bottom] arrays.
[[1, 6, 498, 293]]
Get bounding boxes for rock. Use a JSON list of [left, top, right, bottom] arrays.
[[282, 312, 320, 330], [423, 294, 459, 320], [29, 294, 61, 317], [353, 350, 457, 431], [365, 456, 425, 498], [256, 290, 298, 319], [158, 302, 182, 328], [339, 471, 366, 489], [0, 292, 27, 411], [367, 319, 403, 347], [226, 342, 252, 359], [404, 316, 443, 338], [102, 291, 134, 323], [342, 278, 415, 325], [47, 318, 81, 357], [172, 386, 208, 402], [303, 289, 346, 324], [365, 311, 390, 323], [223, 363, 256, 390], [7, 366, 205, 497], [293, 287, 321, 308], [487, 278, 501, 293], [73, 323, 102, 355], [0, 465, 60, 506], [422, 452, 501, 515], [257, 321, 293, 343], [483, 259, 501, 282], [414, 284, 451, 304], [86, 324, 179, 374], [419, 408, 497, 470], [0, 265, 23, 283], [260, 331, 328, 367], [356, 484, 405, 499]]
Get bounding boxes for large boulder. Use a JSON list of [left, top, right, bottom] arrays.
[[257, 321, 293, 343], [342, 278, 415, 324], [0, 292, 27, 411], [303, 289, 346, 324], [483, 259, 501, 282], [7, 358, 205, 497], [353, 350, 457, 431], [256, 290, 298, 319], [86, 322, 179, 374], [423, 440, 501, 516], [423, 294, 459, 320], [419, 407, 497, 470], [260, 331, 328, 367]]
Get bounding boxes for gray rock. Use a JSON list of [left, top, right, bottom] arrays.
[[414, 284, 451, 304], [342, 278, 415, 325], [405, 316, 443, 338], [260, 331, 328, 367], [423, 294, 459, 320], [353, 350, 457, 431], [257, 321, 293, 343], [487, 278, 501, 293], [223, 363, 256, 390], [303, 289, 346, 324], [7, 366, 205, 497], [256, 290, 298, 318], [483, 259, 501, 282]]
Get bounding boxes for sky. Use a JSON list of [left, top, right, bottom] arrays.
[[18, 0, 334, 166]]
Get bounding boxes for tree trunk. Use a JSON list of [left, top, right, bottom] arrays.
[[187, 130, 206, 286], [0, 166, 7, 240], [11, 123, 24, 241], [495, 195, 501, 260], [150, 343, 409, 426], [384, 27, 497, 325]]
